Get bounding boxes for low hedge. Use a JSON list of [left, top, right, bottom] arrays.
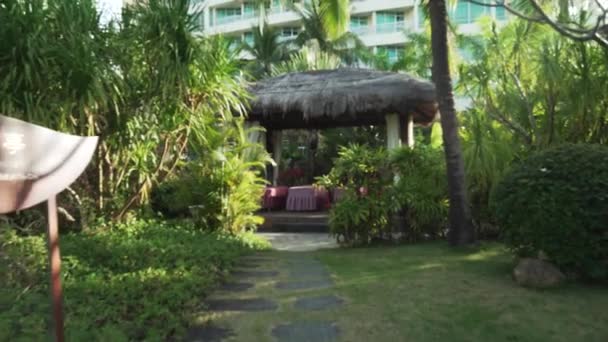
[[0, 219, 270, 340]]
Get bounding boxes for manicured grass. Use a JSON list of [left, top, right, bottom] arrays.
[[316, 242, 608, 342], [203, 242, 608, 342]]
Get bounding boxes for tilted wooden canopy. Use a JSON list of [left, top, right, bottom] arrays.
[[248, 68, 439, 130]]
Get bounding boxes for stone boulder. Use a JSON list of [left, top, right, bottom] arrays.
[[513, 258, 565, 288]]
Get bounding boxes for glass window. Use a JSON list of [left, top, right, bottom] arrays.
[[350, 16, 369, 27], [449, 1, 492, 24], [376, 11, 405, 33], [350, 16, 370, 34], [495, 6, 507, 20], [216, 7, 242, 25], [280, 27, 299, 40], [244, 32, 254, 45], [377, 45, 404, 63]]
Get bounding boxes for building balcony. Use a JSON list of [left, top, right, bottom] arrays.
[[375, 21, 406, 34]]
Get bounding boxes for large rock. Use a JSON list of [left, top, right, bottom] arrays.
[[513, 258, 565, 288]]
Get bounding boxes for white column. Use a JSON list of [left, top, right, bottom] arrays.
[[406, 114, 415, 148], [203, 6, 210, 30], [371, 11, 377, 34], [413, 0, 419, 30], [272, 131, 282, 186], [385, 114, 402, 150]]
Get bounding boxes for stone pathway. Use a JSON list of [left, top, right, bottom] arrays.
[[185, 238, 345, 342]]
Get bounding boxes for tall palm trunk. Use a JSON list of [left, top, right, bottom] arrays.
[[428, 0, 474, 245]]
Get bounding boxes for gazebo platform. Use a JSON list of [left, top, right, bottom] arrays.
[[257, 211, 329, 233]]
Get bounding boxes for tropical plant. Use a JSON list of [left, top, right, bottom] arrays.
[[241, 23, 293, 79], [460, 109, 517, 237], [493, 144, 608, 280], [271, 40, 341, 76], [458, 19, 608, 147], [318, 144, 396, 245], [0, 0, 255, 224], [291, 0, 371, 65], [391, 145, 449, 242]]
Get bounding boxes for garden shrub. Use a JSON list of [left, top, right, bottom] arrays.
[[493, 144, 608, 280], [0, 219, 270, 340], [391, 145, 448, 241], [319, 144, 449, 245], [318, 145, 396, 245]]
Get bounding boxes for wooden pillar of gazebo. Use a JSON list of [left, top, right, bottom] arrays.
[[385, 114, 402, 150], [401, 113, 415, 148], [386, 113, 414, 150], [271, 130, 282, 186]]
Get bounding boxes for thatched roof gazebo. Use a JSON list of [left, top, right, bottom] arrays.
[[249, 68, 438, 129], [246, 68, 439, 184]]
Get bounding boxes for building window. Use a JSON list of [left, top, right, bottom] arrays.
[[244, 32, 254, 46], [377, 45, 404, 63], [495, 6, 507, 20], [280, 27, 300, 41], [376, 11, 405, 33], [215, 7, 242, 25], [350, 16, 370, 35], [449, 1, 492, 24]]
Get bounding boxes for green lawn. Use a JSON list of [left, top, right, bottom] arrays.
[[316, 242, 608, 342], [206, 242, 608, 342]]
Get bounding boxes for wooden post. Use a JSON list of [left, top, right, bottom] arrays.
[[272, 131, 282, 186], [47, 196, 64, 342], [406, 113, 415, 148], [385, 113, 402, 150]]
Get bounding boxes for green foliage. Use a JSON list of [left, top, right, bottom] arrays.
[[318, 144, 448, 245], [458, 19, 608, 147], [153, 117, 269, 234], [292, 0, 371, 65], [318, 145, 395, 245], [493, 144, 608, 280], [0, 0, 252, 222], [241, 23, 293, 79], [0, 219, 270, 340], [391, 145, 448, 241], [461, 109, 518, 237]]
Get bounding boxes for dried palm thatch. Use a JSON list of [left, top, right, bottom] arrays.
[[248, 68, 438, 129]]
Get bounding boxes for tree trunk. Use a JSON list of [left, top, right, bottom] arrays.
[[428, 0, 475, 245]]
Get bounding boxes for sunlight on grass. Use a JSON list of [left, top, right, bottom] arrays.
[[314, 242, 608, 342], [461, 247, 507, 261], [415, 262, 445, 270]]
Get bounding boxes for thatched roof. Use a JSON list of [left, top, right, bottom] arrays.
[[248, 68, 438, 130]]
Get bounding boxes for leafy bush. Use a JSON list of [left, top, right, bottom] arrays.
[[318, 145, 395, 245], [319, 144, 448, 245], [152, 117, 268, 234], [391, 145, 448, 241], [0, 219, 270, 340], [493, 144, 608, 280]]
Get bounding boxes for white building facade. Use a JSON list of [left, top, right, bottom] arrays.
[[195, 0, 508, 62]]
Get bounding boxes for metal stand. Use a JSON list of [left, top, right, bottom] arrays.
[[47, 196, 64, 342]]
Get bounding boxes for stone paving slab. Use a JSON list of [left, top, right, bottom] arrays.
[[206, 298, 278, 311], [232, 270, 280, 278], [184, 324, 234, 342], [219, 282, 254, 292], [271, 321, 340, 342], [275, 278, 334, 291], [294, 295, 344, 311]]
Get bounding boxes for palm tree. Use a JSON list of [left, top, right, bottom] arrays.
[[427, 0, 475, 246], [291, 0, 370, 65], [240, 23, 292, 79]]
